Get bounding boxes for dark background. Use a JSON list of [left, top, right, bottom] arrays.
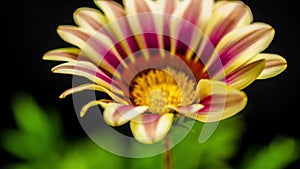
[[2, 0, 299, 168]]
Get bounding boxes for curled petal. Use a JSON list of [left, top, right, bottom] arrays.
[[130, 113, 174, 144], [252, 54, 287, 79], [191, 79, 247, 122], [225, 59, 265, 90], [59, 84, 129, 105], [103, 103, 148, 126], [74, 7, 107, 31], [80, 99, 112, 117], [165, 104, 204, 115]]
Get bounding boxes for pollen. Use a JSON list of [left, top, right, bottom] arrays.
[[129, 67, 196, 114]]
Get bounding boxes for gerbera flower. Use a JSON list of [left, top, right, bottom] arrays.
[[43, 0, 287, 144]]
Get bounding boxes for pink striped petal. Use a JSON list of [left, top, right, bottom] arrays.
[[172, 0, 213, 30], [145, 0, 178, 14], [103, 103, 148, 126], [225, 59, 265, 90], [251, 54, 287, 79], [205, 1, 253, 46], [43, 48, 80, 62], [57, 25, 126, 77], [124, 0, 151, 14], [123, 13, 164, 62], [169, 0, 213, 59], [130, 113, 174, 144], [211, 23, 275, 79], [94, 0, 125, 22], [51, 61, 123, 95], [191, 79, 247, 122], [74, 7, 107, 32]]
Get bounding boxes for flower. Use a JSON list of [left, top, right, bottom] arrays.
[[43, 0, 287, 144]]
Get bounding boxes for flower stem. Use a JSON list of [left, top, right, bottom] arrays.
[[164, 137, 172, 169]]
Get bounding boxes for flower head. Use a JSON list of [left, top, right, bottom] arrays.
[[44, 0, 287, 144]]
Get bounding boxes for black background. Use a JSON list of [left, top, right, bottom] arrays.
[[2, 0, 299, 168]]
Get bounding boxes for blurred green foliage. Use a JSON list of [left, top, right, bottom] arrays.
[[1, 93, 299, 169]]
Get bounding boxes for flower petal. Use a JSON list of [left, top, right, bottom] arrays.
[[93, 1, 140, 63], [59, 84, 129, 105], [51, 61, 123, 95], [145, 0, 178, 14], [74, 7, 107, 32], [125, 13, 158, 61], [130, 113, 174, 144], [103, 103, 148, 126], [43, 48, 80, 62], [211, 23, 275, 79], [94, 0, 125, 22], [252, 54, 287, 79], [172, 0, 213, 29], [225, 59, 265, 90], [170, 0, 213, 58], [164, 104, 204, 115], [57, 26, 90, 49], [205, 1, 253, 46], [124, 0, 151, 14], [57, 25, 125, 77], [191, 79, 247, 122], [80, 99, 112, 117]]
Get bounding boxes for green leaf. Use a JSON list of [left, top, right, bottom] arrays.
[[11, 93, 58, 143], [1, 129, 52, 160], [241, 137, 299, 169], [1, 92, 63, 161]]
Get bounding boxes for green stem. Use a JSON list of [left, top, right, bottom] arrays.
[[164, 137, 172, 169]]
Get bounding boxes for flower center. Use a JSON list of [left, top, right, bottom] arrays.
[[129, 67, 196, 114]]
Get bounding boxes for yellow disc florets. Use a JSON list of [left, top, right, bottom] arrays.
[[130, 67, 196, 114]]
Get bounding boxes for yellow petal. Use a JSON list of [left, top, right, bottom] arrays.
[[225, 59, 265, 90], [43, 48, 80, 62], [253, 54, 287, 79], [130, 113, 174, 144]]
